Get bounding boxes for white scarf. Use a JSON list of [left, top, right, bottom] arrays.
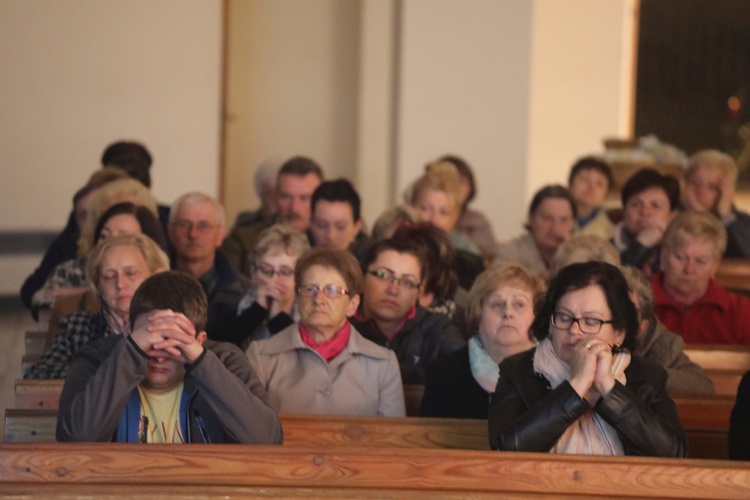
[[468, 336, 500, 393], [532, 337, 631, 455]]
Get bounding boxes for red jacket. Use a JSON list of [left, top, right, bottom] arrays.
[[652, 272, 750, 345]]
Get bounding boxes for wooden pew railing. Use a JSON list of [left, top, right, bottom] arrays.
[[24, 331, 47, 358], [683, 344, 750, 397], [715, 258, 750, 298], [684, 344, 750, 371], [4, 396, 733, 460], [4, 412, 488, 450], [1, 443, 748, 498]]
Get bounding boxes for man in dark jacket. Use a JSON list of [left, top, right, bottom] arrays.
[[57, 271, 283, 444], [167, 192, 250, 339]]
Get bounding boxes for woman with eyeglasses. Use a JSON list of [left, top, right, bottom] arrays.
[[209, 224, 309, 348], [247, 247, 405, 416], [488, 261, 687, 457], [349, 238, 465, 384]]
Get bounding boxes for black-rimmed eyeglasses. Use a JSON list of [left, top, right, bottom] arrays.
[[550, 311, 613, 335], [366, 269, 421, 290]]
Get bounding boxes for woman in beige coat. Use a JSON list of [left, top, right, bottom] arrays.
[[247, 247, 405, 416]]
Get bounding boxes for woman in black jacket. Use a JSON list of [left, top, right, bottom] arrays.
[[420, 263, 544, 418], [488, 261, 688, 457]]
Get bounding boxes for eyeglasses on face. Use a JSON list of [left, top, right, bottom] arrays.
[[298, 284, 349, 299], [366, 269, 421, 290], [550, 311, 613, 335], [171, 220, 220, 233], [255, 263, 294, 279]]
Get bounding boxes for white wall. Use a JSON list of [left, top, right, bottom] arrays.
[[1, 0, 636, 296], [0, 0, 223, 232], [395, 0, 635, 241], [396, 0, 535, 240], [223, 0, 361, 223], [526, 0, 636, 200], [0, 0, 222, 294]]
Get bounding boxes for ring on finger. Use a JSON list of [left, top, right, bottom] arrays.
[[584, 342, 592, 350]]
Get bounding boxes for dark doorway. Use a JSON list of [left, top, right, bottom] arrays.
[[635, 0, 750, 169]]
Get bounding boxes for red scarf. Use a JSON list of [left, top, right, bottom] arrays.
[[299, 322, 351, 363]]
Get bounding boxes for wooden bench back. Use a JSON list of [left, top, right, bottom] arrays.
[[684, 344, 750, 372], [4, 411, 488, 449], [4, 397, 732, 460], [1, 443, 748, 498], [24, 331, 47, 358], [715, 258, 750, 298]]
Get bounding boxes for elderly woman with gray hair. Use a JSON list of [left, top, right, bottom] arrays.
[[621, 266, 714, 396], [248, 247, 405, 416], [209, 224, 309, 349]]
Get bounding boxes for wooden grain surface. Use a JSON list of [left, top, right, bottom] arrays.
[[0, 443, 749, 498], [2, 404, 731, 460], [684, 345, 750, 372]]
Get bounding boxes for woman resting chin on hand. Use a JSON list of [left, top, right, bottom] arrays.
[[488, 261, 688, 457]]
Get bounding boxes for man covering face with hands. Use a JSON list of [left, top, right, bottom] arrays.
[[57, 271, 282, 445]]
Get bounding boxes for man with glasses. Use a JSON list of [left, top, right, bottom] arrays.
[[350, 239, 465, 384], [168, 192, 250, 339]]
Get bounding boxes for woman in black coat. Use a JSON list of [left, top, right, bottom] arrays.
[[488, 261, 687, 457], [420, 263, 544, 418]]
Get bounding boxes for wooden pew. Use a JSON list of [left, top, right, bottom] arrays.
[[702, 369, 744, 397], [3, 400, 732, 460], [24, 331, 48, 358], [680, 344, 750, 397], [715, 258, 750, 298], [12, 381, 426, 415], [673, 396, 734, 460], [15, 379, 63, 410], [21, 331, 46, 375], [684, 344, 750, 372], [1, 443, 748, 498], [4, 411, 488, 450]]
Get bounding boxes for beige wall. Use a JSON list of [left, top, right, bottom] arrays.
[[526, 0, 637, 200], [0, 0, 222, 294], [223, 0, 361, 225], [0, 0, 223, 232], [390, 0, 635, 240], [1, 0, 635, 294], [395, 0, 535, 240]]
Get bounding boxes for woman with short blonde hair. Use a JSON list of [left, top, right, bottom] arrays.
[[210, 224, 310, 348], [409, 161, 481, 255], [421, 263, 544, 418], [26, 234, 169, 379], [653, 210, 750, 344], [681, 149, 750, 258]]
